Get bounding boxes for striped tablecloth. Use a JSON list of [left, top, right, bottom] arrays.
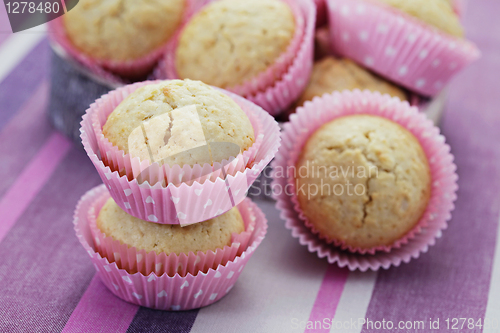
[[1, 1, 500, 332]]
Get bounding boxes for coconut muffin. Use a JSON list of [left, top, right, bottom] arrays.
[[295, 115, 431, 250], [376, 0, 464, 37], [175, 0, 296, 89], [64, 0, 185, 61], [102, 79, 255, 168], [97, 197, 245, 255], [296, 57, 407, 107]]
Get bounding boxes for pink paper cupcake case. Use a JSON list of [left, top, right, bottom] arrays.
[[47, 0, 194, 80], [314, 0, 328, 27], [272, 90, 458, 271], [231, 0, 305, 97], [327, 0, 480, 97], [48, 20, 124, 86], [87, 188, 255, 277], [163, 0, 306, 97], [74, 185, 268, 310], [160, 0, 305, 96], [80, 81, 281, 225], [159, 0, 316, 116], [245, 0, 316, 115], [88, 81, 264, 186]]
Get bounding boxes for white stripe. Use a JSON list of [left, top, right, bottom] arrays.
[[0, 25, 46, 84], [189, 200, 329, 333], [484, 215, 500, 333], [329, 271, 377, 333]]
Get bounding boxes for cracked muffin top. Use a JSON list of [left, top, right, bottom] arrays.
[[295, 57, 407, 108], [102, 80, 255, 168], [295, 115, 431, 250], [376, 0, 464, 37], [175, 0, 295, 89], [63, 0, 185, 61], [97, 197, 245, 255]]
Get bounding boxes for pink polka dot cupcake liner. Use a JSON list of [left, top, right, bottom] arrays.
[[326, 0, 480, 97], [158, 0, 316, 116], [314, 0, 328, 27], [80, 81, 281, 225], [452, 0, 466, 17], [87, 187, 255, 277], [74, 185, 268, 311], [48, 18, 124, 86], [47, 0, 194, 80], [272, 90, 458, 271], [182, 0, 307, 98], [86, 81, 264, 184]]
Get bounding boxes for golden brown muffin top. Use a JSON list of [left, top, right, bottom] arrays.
[[176, 0, 295, 88], [296, 57, 407, 107], [296, 115, 431, 250], [102, 80, 255, 168], [64, 0, 185, 61]]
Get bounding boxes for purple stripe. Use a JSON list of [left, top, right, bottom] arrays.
[[126, 307, 199, 333], [62, 275, 139, 333], [0, 148, 103, 333], [305, 266, 349, 333], [0, 131, 71, 243], [0, 82, 52, 199], [362, 1, 500, 331], [0, 38, 48, 131]]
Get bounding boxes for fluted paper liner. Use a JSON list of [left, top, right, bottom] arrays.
[[314, 0, 328, 27], [47, 0, 194, 79], [159, 0, 316, 116], [74, 185, 268, 310], [87, 81, 264, 185], [272, 90, 458, 271], [80, 81, 281, 225], [327, 0, 480, 97], [87, 188, 255, 277]]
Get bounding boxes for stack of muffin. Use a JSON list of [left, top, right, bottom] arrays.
[[77, 79, 280, 310]]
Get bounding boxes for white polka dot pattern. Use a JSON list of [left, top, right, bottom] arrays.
[[81, 80, 281, 226], [75, 185, 268, 311], [327, 0, 481, 96]]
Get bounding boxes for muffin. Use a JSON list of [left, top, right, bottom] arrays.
[[296, 57, 407, 107], [64, 0, 185, 62], [175, 0, 296, 90], [274, 90, 458, 269], [82, 79, 281, 225], [295, 114, 431, 251], [376, 0, 464, 37], [327, 0, 479, 97], [102, 79, 255, 168], [96, 197, 245, 255]]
